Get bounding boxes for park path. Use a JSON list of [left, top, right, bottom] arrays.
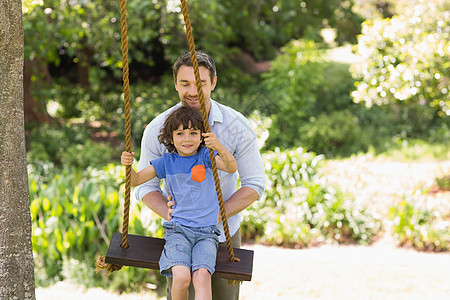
[[240, 240, 450, 299], [36, 240, 450, 300]]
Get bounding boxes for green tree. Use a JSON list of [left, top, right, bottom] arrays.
[[259, 39, 361, 155], [22, 0, 364, 125], [351, 0, 449, 118]]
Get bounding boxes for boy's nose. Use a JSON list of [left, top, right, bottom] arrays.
[[183, 133, 192, 141]]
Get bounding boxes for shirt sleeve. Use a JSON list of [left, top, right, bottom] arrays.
[[234, 116, 266, 199], [201, 148, 218, 168], [150, 156, 166, 179]]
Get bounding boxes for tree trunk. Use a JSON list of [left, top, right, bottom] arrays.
[[77, 38, 93, 88], [0, 0, 36, 299]]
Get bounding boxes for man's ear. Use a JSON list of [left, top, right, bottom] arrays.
[[211, 76, 217, 90]]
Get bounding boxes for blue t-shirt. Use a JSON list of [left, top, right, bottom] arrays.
[[151, 147, 219, 227]]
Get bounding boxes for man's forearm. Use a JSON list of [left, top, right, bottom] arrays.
[[220, 186, 259, 221], [142, 191, 170, 221]]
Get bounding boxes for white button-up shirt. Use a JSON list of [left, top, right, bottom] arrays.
[[135, 99, 266, 242]]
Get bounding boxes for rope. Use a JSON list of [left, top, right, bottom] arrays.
[[95, 0, 130, 275], [97, 0, 239, 277], [120, 0, 132, 250], [180, 0, 238, 263]]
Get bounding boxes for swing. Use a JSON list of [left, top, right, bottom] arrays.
[[95, 0, 254, 282]]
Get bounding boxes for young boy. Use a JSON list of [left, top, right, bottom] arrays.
[[121, 106, 237, 300]]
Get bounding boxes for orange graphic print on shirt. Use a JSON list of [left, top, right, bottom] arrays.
[[191, 164, 206, 183]]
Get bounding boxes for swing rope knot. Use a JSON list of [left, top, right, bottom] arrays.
[[95, 255, 123, 276]]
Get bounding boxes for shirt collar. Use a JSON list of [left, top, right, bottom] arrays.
[[208, 99, 223, 125]]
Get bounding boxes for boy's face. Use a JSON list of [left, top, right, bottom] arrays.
[[175, 65, 217, 114], [172, 123, 202, 156]]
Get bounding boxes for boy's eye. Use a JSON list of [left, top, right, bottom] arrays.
[[191, 132, 198, 135], [176, 132, 183, 135]]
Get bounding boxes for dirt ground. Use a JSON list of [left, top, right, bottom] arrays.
[[36, 157, 450, 299]]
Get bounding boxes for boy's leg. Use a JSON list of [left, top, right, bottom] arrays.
[[167, 229, 240, 300], [166, 277, 195, 300], [162, 223, 195, 300], [171, 265, 191, 300], [192, 268, 212, 300], [211, 229, 241, 300]]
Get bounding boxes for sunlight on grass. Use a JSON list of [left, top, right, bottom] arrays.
[[378, 140, 449, 162]]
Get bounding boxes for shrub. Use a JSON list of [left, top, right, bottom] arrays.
[[389, 192, 449, 252], [435, 174, 450, 191], [27, 123, 116, 169], [299, 110, 368, 157], [351, 0, 449, 118], [259, 39, 375, 157], [241, 147, 381, 246], [30, 164, 165, 292]]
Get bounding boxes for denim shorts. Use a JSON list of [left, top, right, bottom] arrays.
[[159, 222, 221, 277]]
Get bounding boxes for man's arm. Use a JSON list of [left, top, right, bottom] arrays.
[[218, 186, 259, 222], [142, 191, 171, 221]]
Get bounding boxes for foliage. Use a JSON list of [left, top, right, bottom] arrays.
[[22, 0, 364, 131], [241, 147, 381, 247], [389, 192, 449, 252], [351, 0, 449, 118], [29, 165, 165, 292], [26, 123, 114, 169], [379, 139, 450, 161], [435, 174, 450, 191], [23, 0, 363, 64], [298, 110, 367, 157], [259, 36, 449, 156], [260, 39, 370, 156]]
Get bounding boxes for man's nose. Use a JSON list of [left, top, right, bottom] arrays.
[[188, 84, 198, 95]]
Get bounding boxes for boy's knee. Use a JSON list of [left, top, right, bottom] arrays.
[[193, 268, 211, 281], [172, 266, 191, 289]]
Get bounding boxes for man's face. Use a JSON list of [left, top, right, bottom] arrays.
[[175, 65, 217, 113]]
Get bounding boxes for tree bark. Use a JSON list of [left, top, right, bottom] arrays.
[[0, 0, 36, 299]]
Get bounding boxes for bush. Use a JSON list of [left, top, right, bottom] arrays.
[[241, 147, 381, 247], [60, 140, 114, 168], [299, 110, 368, 157], [389, 193, 449, 252], [259, 39, 377, 157], [27, 123, 115, 170], [435, 174, 450, 191], [30, 164, 165, 293], [351, 0, 449, 118]]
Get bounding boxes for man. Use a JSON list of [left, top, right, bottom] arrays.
[[135, 50, 266, 300]]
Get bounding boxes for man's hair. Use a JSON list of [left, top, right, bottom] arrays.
[[158, 106, 206, 153], [172, 50, 217, 84]]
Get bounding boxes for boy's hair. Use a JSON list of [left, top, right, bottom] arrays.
[[158, 106, 206, 153], [172, 50, 217, 84]]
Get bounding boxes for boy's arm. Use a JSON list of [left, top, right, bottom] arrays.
[[202, 132, 237, 173], [121, 151, 158, 187], [133, 164, 157, 186]]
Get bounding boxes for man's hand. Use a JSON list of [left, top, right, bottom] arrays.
[[167, 195, 175, 220]]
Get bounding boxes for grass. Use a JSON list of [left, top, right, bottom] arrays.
[[376, 139, 449, 162]]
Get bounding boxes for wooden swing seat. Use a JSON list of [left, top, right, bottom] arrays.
[[105, 232, 254, 281]]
